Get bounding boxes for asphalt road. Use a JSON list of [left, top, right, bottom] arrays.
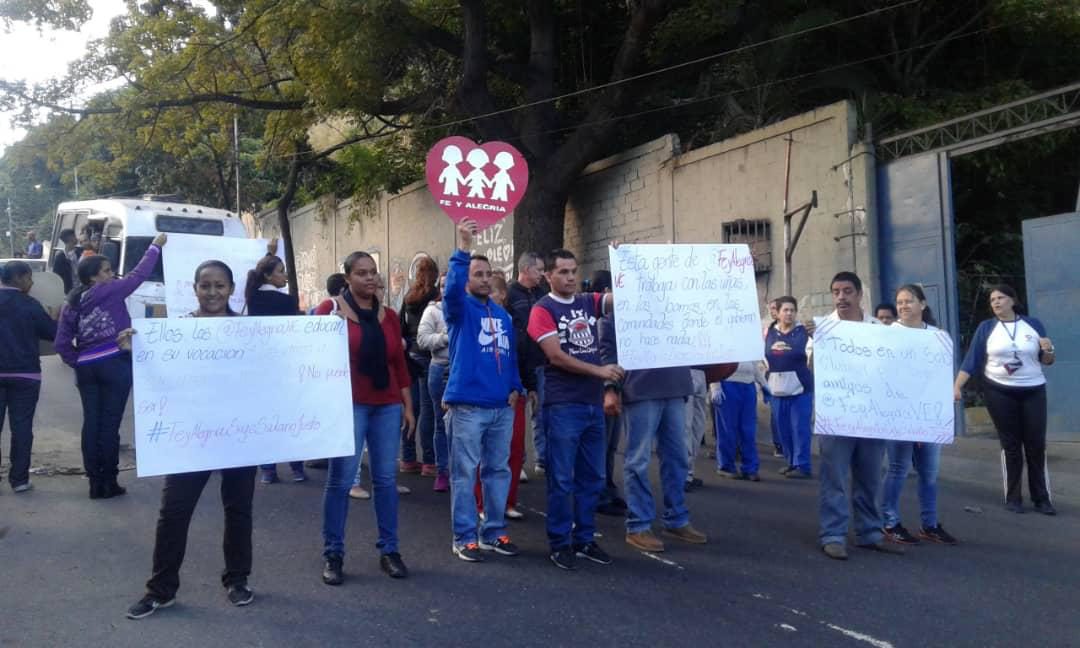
[[2, 359, 1079, 647]]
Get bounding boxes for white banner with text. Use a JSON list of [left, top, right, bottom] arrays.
[[131, 316, 355, 476], [161, 235, 284, 316], [812, 319, 955, 443], [608, 243, 764, 370]]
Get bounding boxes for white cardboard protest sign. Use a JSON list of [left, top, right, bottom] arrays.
[[812, 319, 955, 443], [161, 234, 284, 316], [608, 243, 763, 370], [131, 315, 355, 476]]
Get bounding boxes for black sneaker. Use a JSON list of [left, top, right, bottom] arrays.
[[322, 554, 344, 586], [1005, 501, 1026, 514], [549, 547, 577, 570], [226, 584, 254, 606], [1033, 501, 1057, 516], [919, 524, 958, 545], [574, 541, 612, 565], [380, 552, 408, 579], [479, 536, 520, 556], [126, 595, 174, 620], [883, 524, 921, 545], [453, 542, 485, 562]]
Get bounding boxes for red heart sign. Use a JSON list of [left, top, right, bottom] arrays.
[[425, 136, 529, 230]]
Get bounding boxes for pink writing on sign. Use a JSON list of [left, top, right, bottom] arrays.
[[425, 136, 529, 230]]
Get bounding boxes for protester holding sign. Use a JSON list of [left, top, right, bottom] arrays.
[[815, 272, 903, 561], [443, 218, 524, 562], [245, 251, 307, 485], [880, 285, 958, 545], [55, 233, 166, 499], [126, 259, 258, 620], [765, 297, 813, 479], [955, 284, 1057, 515], [528, 248, 622, 571], [0, 261, 57, 494], [315, 251, 415, 585]]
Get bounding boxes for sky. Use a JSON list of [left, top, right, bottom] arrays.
[[0, 0, 128, 156]]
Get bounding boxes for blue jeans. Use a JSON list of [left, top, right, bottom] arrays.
[[762, 387, 781, 449], [323, 403, 402, 557], [544, 402, 605, 550], [427, 362, 450, 473], [447, 404, 514, 545], [716, 382, 759, 475], [772, 392, 812, 475], [532, 367, 546, 467], [881, 441, 941, 529], [623, 397, 690, 533], [597, 412, 624, 506], [402, 368, 434, 464], [75, 354, 132, 480], [818, 435, 886, 546]]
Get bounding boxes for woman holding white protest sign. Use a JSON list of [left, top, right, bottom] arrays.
[[127, 260, 259, 620], [764, 296, 814, 478], [55, 232, 167, 500], [880, 284, 957, 545], [245, 250, 307, 484], [955, 284, 1057, 516], [316, 251, 415, 585]]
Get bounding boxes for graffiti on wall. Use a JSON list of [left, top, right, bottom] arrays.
[[292, 243, 325, 312], [471, 220, 514, 274]]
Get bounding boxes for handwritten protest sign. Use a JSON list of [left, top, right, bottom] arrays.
[[131, 315, 354, 476], [161, 234, 284, 316], [812, 319, 955, 443], [608, 243, 763, 370]]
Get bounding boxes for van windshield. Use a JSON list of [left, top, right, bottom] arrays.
[[123, 237, 165, 282]]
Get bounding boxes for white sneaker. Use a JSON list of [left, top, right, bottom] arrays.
[[506, 506, 525, 520], [12, 482, 33, 493], [396, 484, 412, 495], [519, 469, 529, 483], [349, 486, 370, 500]]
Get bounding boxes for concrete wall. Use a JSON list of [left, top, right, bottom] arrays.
[[262, 100, 878, 318], [563, 100, 879, 319], [258, 182, 511, 312]]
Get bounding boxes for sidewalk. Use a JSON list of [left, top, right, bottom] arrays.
[[750, 405, 1080, 503]]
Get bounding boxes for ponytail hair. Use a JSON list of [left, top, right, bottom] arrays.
[[245, 255, 283, 307], [895, 283, 937, 327], [194, 259, 238, 315], [66, 254, 110, 308]]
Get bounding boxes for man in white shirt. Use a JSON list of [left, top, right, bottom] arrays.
[[817, 272, 904, 560]]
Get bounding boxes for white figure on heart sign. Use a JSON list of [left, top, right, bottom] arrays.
[[438, 145, 467, 196]]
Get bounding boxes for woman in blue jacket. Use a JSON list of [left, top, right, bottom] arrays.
[[0, 261, 58, 493], [764, 296, 813, 478], [954, 284, 1057, 515]]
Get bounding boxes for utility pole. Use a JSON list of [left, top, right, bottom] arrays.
[[5, 195, 13, 257], [234, 115, 241, 215]]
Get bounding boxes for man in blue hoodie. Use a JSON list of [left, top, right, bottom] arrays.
[[0, 261, 58, 493], [443, 218, 525, 563]]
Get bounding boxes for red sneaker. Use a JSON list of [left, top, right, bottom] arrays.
[[399, 461, 422, 474]]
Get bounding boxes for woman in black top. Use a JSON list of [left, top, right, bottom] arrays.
[[126, 260, 257, 619], [245, 253, 306, 483], [398, 256, 439, 475]]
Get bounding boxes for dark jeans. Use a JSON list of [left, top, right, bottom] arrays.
[[983, 381, 1050, 505], [146, 466, 257, 601], [402, 366, 435, 465], [75, 355, 132, 480], [0, 377, 41, 487], [597, 412, 623, 505]]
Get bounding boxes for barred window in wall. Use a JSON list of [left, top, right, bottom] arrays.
[[722, 220, 771, 273]]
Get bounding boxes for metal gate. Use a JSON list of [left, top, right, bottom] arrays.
[[876, 152, 961, 343], [1023, 211, 1080, 442]]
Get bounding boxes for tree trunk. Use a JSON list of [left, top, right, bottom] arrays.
[[513, 177, 570, 257], [276, 156, 302, 299]]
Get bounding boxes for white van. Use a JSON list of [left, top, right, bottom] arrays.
[[49, 197, 249, 318]]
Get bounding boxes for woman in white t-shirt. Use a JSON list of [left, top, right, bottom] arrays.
[[881, 284, 957, 545], [955, 284, 1057, 515]]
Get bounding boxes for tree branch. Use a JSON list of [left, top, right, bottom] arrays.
[[456, 0, 517, 143]]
